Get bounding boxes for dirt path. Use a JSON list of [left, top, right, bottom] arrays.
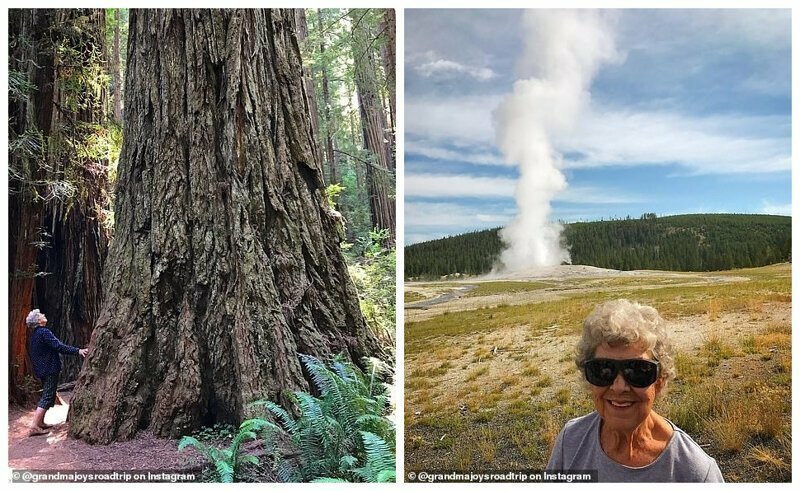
[[8, 391, 203, 472], [406, 285, 476, 310]]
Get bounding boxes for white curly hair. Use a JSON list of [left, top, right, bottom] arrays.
[[575, 299, 676, 383], [25, 309, 45, 328]]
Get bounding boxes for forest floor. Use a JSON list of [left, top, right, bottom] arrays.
[[8, 391, 205, 477], [405, 263, 791, 483]]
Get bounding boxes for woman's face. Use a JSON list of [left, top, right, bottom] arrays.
[[589, 342, 664, 434], [38, 314, 47, 325]]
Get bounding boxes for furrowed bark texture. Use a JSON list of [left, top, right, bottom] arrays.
[[69, 9, 381, 444], [350, 10, 396, 243]]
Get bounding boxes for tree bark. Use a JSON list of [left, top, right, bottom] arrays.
[[69, 8, 382, 444], [316, 9, 338, 187], [112, 9, 123, 122], [379, 9, 396, 137], [350, 10, 396, 243], [8, 8, 110, 400], [293, 9, 324, 178], [9, 10, 52, 402]]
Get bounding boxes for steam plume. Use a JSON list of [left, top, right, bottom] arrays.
[[493, 10, 618, 272]]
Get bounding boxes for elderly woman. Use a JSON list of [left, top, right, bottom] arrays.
[[546, 299, 723, 482], [26, 309, 88, 436]]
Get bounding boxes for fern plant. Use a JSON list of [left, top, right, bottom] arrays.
[[252, 354, 395, 482], [178, 418, 276, 483], [350, 431, 396, 483]]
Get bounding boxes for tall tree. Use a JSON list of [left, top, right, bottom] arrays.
[[8, 8, 111, 400], [111, 9, 123, 122], [349, 9, 396, 243], [315, 9, 338, 187], [379, 9, 396, 137], [69, 9, 382, 444], [294, 9, 323, 172]]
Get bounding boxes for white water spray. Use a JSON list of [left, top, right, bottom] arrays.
[[493, 10, 618, 272]]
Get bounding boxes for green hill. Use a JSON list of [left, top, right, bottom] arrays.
[[405, 214, 791, 279]]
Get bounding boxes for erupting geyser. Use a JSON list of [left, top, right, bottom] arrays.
[[493, 10, 618, 272]]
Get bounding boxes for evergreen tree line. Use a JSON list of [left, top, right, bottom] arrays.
[[405, 214, 791, 279]]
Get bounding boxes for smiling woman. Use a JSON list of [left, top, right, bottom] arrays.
[[546, 299, 724, 482]]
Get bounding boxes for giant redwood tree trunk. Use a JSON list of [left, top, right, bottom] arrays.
[[8, 9, 110, 399], [69, 9, 383, 444]]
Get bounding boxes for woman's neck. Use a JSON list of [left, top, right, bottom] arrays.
[[599, 412, 673, 467]]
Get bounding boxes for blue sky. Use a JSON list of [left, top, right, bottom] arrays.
[[404, 9, 791, 245]]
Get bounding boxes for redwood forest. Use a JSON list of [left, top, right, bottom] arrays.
[[8, 8, 396, 483]]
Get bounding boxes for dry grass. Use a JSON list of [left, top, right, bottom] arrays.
[[707, 298, 722, 320], [404, 291, 426, 303], [405, 264, 791, 482], [466, 281, 552, 297]]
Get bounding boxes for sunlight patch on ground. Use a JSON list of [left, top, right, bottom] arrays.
[[44, 403, 69, 426]]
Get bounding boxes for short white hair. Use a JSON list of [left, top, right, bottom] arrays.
[[26, 309, 44, 327], [575, 299, 676, 383]]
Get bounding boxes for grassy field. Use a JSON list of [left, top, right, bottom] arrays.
[[404, 263, 791, 482]]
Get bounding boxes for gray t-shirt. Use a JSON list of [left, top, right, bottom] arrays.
[[546, 412, 724, 482]]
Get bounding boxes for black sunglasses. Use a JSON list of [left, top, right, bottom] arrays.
[[583, 358, 660, 388]]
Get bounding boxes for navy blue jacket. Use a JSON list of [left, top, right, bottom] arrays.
[[28, 327, 79, 379]]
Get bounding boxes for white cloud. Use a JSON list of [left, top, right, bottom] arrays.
[[415, 59, 496, 81], [556, 186, 642, 204], [761, 201, 792, 216], [405, 95, 501, 147], [560, 108, 790, 175], [405, 173, 516, 199], [405, 201, 514, 229], [405, 173, 641, 206], [405, 139, 510, 167], [406, 94, 790, 176]]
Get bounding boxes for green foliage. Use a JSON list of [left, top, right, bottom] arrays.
[[9, 10, 120, 235], [8, 69, 37, 100], [303, 9, 393, 243], [253, 354, 395, 483], [405, 214, 792, 278], [406, 228, 503, 278], [190, 422, 237, 442], [324, 183, 345, 209], [178, 418, 277, 483], [53, 16, 110, 113], [351, 431, 396, 483], [347, 229, 396, 344]]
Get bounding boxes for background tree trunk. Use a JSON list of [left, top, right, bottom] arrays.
[[316, 9, 338, 188], [8, 8, 110, 400], [350, 10, 396, 243], [294, 9, 323, 176], [69, 8, 382, 444], [380, 9, 396, 137], [9, 10, 53, 402], [112, 9, 123, 122]]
